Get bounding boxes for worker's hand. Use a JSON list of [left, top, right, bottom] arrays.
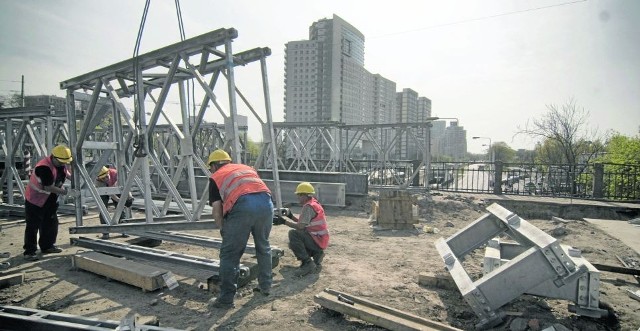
[[124, 197, 134, 208], [67, 189, 80, 198], [285, 209, 294, 219], [273, 215, 286, 226], [60, 187, 68, 196]]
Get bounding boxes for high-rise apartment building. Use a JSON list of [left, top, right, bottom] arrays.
[[284, 15, 457, 161], [444, 121, 467, 160], [284, 15, 371, 159]]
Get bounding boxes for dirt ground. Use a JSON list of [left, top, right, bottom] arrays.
[[1, 193, 639, 330]]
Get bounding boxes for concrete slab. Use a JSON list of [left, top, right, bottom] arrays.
[[584, 218, 640, 255]]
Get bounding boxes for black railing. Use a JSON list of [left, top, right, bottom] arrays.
[[428, 161, 639, 202]]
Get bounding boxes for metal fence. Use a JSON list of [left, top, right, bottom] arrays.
[[428, 161, 639, 202]]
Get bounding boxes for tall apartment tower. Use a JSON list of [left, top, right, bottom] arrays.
[[444, 121, 467, 160], [284, 15, 369, 159]]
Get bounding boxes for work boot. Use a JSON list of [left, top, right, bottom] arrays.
[[100, 233, 110, 240], [23, 253, 39, 261], [312, 251, 324, 266], [295, 259, 316, 277], [209, 298, 235, 309], [42, 246, 62, 254], [253, 287, 270, 296]]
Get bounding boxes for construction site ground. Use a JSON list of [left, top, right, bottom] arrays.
[[1, 193, 639, 330]]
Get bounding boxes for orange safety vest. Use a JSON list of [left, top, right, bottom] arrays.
[[303, 197, 329, 249], [211, 163, 271, 215], [25, 156, 70, 207]]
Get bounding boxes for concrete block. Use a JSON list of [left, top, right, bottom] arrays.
[[0, 273, 24, 289], [72, 251, 168, 292]]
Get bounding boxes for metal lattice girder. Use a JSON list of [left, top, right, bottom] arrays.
[[260, 120, 438, 189], [70, 237, 250, 279], [434, 203, 607, 329], [0, 306, 184, 331], [61, 27, 281, 226], [0, 107, 69, 206], [132, 231, 285, 257]]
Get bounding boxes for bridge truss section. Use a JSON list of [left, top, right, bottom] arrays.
[[435, 203, 607, 329], [256, 121, 435, 189], [59, 28, 282, 231], [0, 106, 70, 206]]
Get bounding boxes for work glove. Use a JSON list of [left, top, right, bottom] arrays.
[[273, 215, 286, 226], [284, 208, 294, 219], [124, 197, 134, 208]]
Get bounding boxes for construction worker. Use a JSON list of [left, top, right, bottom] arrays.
[[96, 166, 133, 239], [207, 149, 273, 309], [23, 145, 72, 260], [281, 182, 329, 276]]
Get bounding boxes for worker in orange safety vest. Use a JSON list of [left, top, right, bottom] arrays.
[[280, 182, 329, 276], [207, 149, 273, 309]]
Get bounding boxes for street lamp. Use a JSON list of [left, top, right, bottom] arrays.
[[472, 136, 493, 164]]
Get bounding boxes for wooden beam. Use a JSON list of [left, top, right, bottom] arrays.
[[314, 288, 462, 331]]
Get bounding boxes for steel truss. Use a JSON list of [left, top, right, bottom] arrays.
[[59, 28, 282, 230], [435, 203, 607, 328], [0, 106, 70, 206], [256, 121, 435, 189]]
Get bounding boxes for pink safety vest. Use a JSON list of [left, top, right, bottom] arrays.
[[106, 168, 118, 187], [211, 163, 271, 215], [25, 156, 70, 207], [303, 197, 329, 249]]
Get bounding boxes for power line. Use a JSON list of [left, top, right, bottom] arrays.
[[372, 0, 588, 38]]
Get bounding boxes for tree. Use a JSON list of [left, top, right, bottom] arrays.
[[598, 133, 640, 199], [0, 93, 22, 108], [518, 99, 606, 194], [491, 141, 516, 163]]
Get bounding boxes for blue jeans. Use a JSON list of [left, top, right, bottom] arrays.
[[217, 192, 273, 303]]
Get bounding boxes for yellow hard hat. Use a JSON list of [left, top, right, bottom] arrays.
[[98, 166, 109, 179], [207, 149, 231, 165], [51, 145, 72, 164], [295, 182, 315, 195]]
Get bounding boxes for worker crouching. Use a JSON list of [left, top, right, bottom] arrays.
[[282, 182, 329, 276]]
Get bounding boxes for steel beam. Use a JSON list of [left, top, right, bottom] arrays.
[[435, 203, 608, 328], [68, 220, 218, 234], [0, 305, 183, 331], [70, 237, 250, 279]]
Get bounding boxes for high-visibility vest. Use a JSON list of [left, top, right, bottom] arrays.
[[25, 156, 70, 207], [303, 197, 330, 249], [211, 163, 271, 215]]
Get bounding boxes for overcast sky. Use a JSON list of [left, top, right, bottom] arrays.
[[1, 0, 638, 153]]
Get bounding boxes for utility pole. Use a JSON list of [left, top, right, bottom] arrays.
[[21, 75, 24, 107]]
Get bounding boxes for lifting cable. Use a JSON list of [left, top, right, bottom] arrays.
[[132, 0, 151, 157], [174, 0, 196, 122]]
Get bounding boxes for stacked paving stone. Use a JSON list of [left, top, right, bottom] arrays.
[[375, 190, 417, 230]]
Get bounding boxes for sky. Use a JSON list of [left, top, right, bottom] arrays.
[[1, 0, 639, 154]]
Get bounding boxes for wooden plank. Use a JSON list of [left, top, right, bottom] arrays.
[[72, 251, 168, 291], [314, 288, 462, 331], [0, 273, 24, 289], [592, 263, 640, 276]]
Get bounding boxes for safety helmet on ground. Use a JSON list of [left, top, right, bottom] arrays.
[[51, 145, 72, 164], [207, 149, 231, 165], [98, 166, 109, 179], [295, 182, 315, 195]]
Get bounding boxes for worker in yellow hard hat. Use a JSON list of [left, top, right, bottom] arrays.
[[95, 166, 134, 239], [279, 182, 329, 276], [23, 145, 73, 260], [206, 149, 273, 308]]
